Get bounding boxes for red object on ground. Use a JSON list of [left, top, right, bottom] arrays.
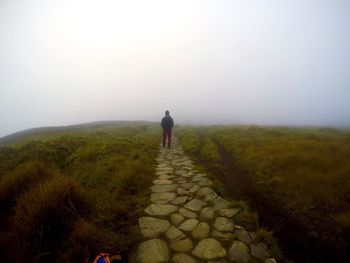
[[163, 128, 172, 147]]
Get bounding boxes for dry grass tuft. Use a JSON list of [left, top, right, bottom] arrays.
[[0, 124, 160, 262], [177, 125, 350, 262], [0, 161, 56, 217]]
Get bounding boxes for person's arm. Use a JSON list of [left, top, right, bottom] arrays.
[[161, 118, 164, 128], [170, 118, 174, 128]]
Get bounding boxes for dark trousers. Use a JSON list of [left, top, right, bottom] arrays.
[[162, 128, 172, 147]]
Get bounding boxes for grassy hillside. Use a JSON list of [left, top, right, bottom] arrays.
[[0, 121, 155, 146], [177, 125, 350, 263], [0, 123, 160, 262]]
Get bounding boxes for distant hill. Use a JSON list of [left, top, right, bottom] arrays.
[[0, 120, 157, 146]]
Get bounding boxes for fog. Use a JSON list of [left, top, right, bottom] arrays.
[[1, 0, 350, 137]]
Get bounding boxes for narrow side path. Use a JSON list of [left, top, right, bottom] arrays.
[[134, 139, 277, 263]]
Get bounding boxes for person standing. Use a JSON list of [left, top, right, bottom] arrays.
[[161, 110, 174, 148]]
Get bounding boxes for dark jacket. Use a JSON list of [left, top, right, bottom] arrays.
[[161, 116, 174, 129]]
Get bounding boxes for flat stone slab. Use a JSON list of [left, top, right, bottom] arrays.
[[176, 179, 188, 184], [204, 192, 219, 201], [156, 164, 170, 167], [234, 229, 252, 245], [192, 222, 210, 239], [218, 208, 241, 218], [192, 174, 205, 181], [189, 184, 200, 193], [180, 182, 193, 189], [214, 217, 235, 232], [178, 218, 199, 232], [206, 260, 229, 263], [197, 177, 212, 186], [156, 169, 172, 173], [192, 238, 227, 260], [184, 199, 207, 211], [158, 175, 175, 180], [171, 196, 188, 205], [151, 184, 178, 193], [196, 187, 216, 197], [155, 170, 171, 175], [211, 230, 234, 241], [139, 217, 170, 238], [153, 179, 173, 185], [166, 225, 186, 242], [264, 258, 277, 263], [211, 198, 233, 211], [228, 240, 251, 263], [170, 213, 185, 225], [173, 253, 196, 263], [179, 208, 197, 219], [170, 238, 193, 252], [145, 204, 178, 216], [177, 187, 187, 195], [200, 207, 215, 221], [151, 192, 177, 204], [175, 170, 187, 176], [136, 239, 169, 263]]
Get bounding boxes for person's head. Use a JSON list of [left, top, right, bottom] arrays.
[[165, 110, 170, 116]]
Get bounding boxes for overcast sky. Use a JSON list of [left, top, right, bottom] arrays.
[[0, 0, 349, 137]]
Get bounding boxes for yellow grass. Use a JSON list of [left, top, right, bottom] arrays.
[[177, 125, 350, 262], [0, 123, 160, 262]]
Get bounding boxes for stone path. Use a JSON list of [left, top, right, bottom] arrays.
[[135, 139, 277, 263]]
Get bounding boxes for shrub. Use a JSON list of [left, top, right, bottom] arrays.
[[0, 124, 160, 262], [3, 174, 92, 262], [0, 161, 56, 216]]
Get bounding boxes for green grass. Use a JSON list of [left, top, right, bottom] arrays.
[[3, 122, 349, 261], [177, 127, 285, 261], [177, 125, 350, 262], [0, 123, 160, 262]]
